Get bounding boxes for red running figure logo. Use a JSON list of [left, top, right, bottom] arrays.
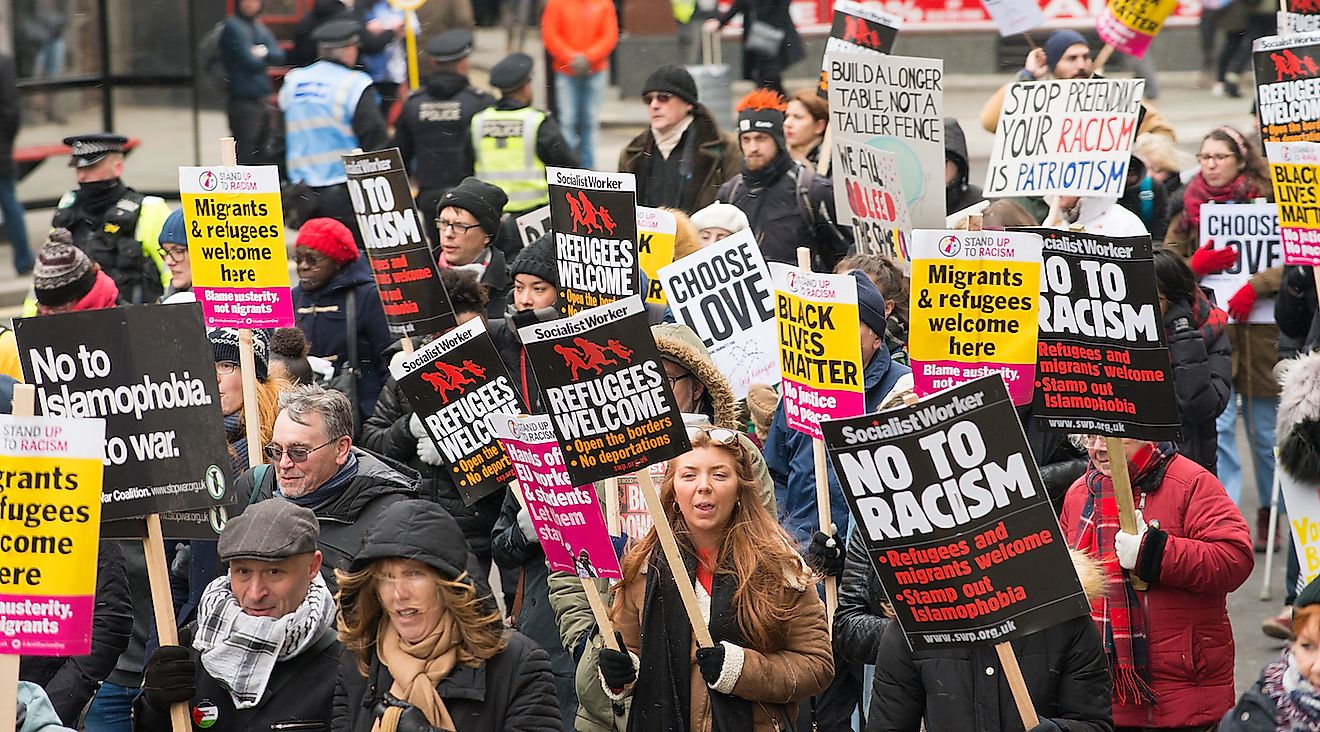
[[1271, 49, 1320, 80], [420, 359, 488, 404], [842, 16, 881, 49], [554, 337, 634, 379], [565, 191, 618, 235]]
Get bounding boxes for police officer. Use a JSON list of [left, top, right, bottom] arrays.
[[278, 19, 389, 246], [471, 52, 578, 259], [395, 29, 494, 250], [48, 133, 170, 306]]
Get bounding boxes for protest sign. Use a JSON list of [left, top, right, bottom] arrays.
[[1024, 228, 1180, 440], [1265, 141, 1320, 266], [344, 149, 456, 338], [826, 50, 945, 230], [178, 165, 293, 329], [832, 139, 912, 259], [1284, 471, 1320, 586], [15, 304, 233, 521], [657, 230, 779, 400], [637, 207, 676, 306], [983, 0, 1046, 37], [518, 296, 691, 485], [984, 79, 1145, 198], [1254, 34, 1320, 143], [771, 262, 865, 440], [391, 318, 523, 504], [908, 229, 1043, 406], [823, 375, 1090, 651], [516, 205, 553, 249], [614, 462, 666, 542], [817, 2, 902, 96], [1096, 0, 1178, 58], [1198, 202, 1283, 322], [488, 413, 622, 580], [0, 414, 105, 656], [1284, 0, 1320, 33], [548, 168, 640, 316]]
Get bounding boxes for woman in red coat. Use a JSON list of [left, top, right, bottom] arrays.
[[1060, 437, 1253, 731]]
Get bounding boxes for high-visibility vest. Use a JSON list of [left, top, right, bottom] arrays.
[[471, 107, 549, 211], [672, 0, 696, 23], [279, 60, 373, 187]]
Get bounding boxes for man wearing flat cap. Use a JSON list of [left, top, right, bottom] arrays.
[[278, 18, 389, 246], [395, 29, 495, 249], [134, 500, 341, 731], [48, 133, 171, 304], [471, 52, 577, 259]]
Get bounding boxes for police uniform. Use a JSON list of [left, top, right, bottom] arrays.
[[278, 19, 389, 245], [47, 134, 170, 306], [394, 30, 494, 248]]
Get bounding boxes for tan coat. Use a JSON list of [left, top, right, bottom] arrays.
[[980, 82, 1175, 140], [611, 556, 834, 731]]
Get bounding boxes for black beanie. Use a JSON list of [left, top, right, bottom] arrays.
[[736, 90, 787, 152], [209, 327, 270, 381], [642, 65, 699, 106], [439, 177, 507, 236], [510, 233, 558, 287]]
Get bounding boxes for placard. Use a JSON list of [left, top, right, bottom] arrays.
[[517, 296, 692, 485], [615, 462, 666, 542], [657, 231, 779, 400], [817, 1, 902, 97], [1254, 33, 1320, 143], [832, 140, 912, 260], [1198, 202, 1283, 321], [15, 304, 233, 521], [637, 207, 676, 306], [908, 229, 1043, 405], [344, 148, 457, 338], [0, 415, 105, 656], [823, 375, 1089, 650], [1265, 141, 1320, 266], [548, 168, 640, 316], [826, 50, 945, 230], [1096, 0, 1178, 58], [983, 0, 1046, 37], [516, 205, 552, 249], [179, 165, 293, 328], [772, 263, 865, 440], [392, 318, 524, 504], [1023, 228, 1180, 440], [984, 79, 1145, 198], [488, 413, 622, 580]]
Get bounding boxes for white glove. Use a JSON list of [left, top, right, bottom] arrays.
[[408, 413, 428, 440], [415, 427, 443, 466], [251, 44, 269, 59], [1113, 509, 1148, 571], [517, 507, 537, 541]]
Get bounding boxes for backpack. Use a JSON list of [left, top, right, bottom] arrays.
[[198, 20, 229, 85], [727, 164, 848, 268]]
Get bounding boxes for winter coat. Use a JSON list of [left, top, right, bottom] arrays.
[[620, 105, 741, 215], [17, 682, 72, 732], [716, 0, 807, 83], [489, 318, 545, 413], [1164, 295, 1233, 472], [611, 549, 834, 732], [234, 447, 420, 584], [548, 571, 626, 732], [833, 530, 890, 668], [0, 55, 18, 179], [19, 542, 132, 726], [478, 247, 512, 321], [766, 344, 912, 545], [290, 0, 394, 67], [394, 72, 494, 192], [1276, 350, 1320, 485], [944, 118, 986, 216], [652, 323, 739, 429], [541, 0, 618, 75], [293, 256, 394, 418], [132, 624, 341, 731], [1118, 175, 1170, 242], [219, 12, 285, 100], [1060, 452, 1253, 729], [1277, 265, 1320, 351], [716, 157, 852, 270], [1218, 661, 1292, 732], [333, 629, 559, 732]]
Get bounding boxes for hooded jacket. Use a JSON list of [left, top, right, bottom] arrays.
[[1165, 292, 1232, 472], [621, 105, 741, 215], [652, 323, 739, 429], [944, 118, 985, 216]]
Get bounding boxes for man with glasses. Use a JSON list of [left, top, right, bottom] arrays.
[[234, 383, 419, 588], [619, 65, 740, 214], [434, 177, 515, 318], [157, 208, 192, 302]]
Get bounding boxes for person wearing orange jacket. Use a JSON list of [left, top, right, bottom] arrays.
[[540, 0, 618, 168]]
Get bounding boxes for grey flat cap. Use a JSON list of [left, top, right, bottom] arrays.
[[218, 499, 320, 563]]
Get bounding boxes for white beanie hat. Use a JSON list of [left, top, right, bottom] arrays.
[[689, 202, 749, 235]]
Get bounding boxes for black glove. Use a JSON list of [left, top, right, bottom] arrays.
[[1027, 719, 1062, 732], [371, 700, 447, 732], [141, 645, 196, 708], [806, 527, 844, 577], [598, 631, 637, 690], [695, 643, 726, 686]]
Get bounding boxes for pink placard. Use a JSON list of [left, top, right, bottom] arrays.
[[915, 360, 1036, 406], [195, 286, 295, 329], [0, 594, 95, 656]]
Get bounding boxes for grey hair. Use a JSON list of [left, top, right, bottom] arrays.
[[279, 384, 354, 442]]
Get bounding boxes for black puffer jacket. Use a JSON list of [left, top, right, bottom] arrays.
[[944, 118, 985, 216], [1165, 294, 1233, 472], [833, 530, 889, 668], [489, 315, 548, 413], [867, 615, 1112, 732], [716, 153, 852, 271]]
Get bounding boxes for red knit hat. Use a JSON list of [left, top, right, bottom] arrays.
[[295, 218, 359, 265]]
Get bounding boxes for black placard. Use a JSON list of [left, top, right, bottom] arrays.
[[547, 167, 640, 317], [1254, 33, 1320, 143]]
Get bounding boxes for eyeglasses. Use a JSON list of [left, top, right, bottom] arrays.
[[161, 245, 188, 263], [215, 361, 239, 376], [643, 92, 675, 105], [294, 252, 328, 266], [436, 218, 480, 235], [664, 373, 691, 389], [1077, 435, 1108, 448], [1196, 153, 1235, 163], [264, 438, 337, 463], [686, 425, 740, 447]]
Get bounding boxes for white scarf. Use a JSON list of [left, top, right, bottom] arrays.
[[653, 115, 694, 159]]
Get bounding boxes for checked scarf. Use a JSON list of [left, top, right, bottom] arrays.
[[193, 573, 336, 708]]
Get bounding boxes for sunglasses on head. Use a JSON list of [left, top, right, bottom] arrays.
[[686, 425, 740, 447]]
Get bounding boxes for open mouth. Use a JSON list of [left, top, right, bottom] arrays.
[[693, 500, 717, 516]]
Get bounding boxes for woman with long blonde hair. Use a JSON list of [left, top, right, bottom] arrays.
[[599, 427, 833, 731]]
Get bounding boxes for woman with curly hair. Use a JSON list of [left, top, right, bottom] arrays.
[[331, 499, 560, 731], [597, 427, 833, 731]]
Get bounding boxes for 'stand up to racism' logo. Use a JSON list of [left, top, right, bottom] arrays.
[[938, 235, 961, 257], [1271, 49, 1320, 80], [554, 337, 634, 380], [199, 170, 218, 191], [842, 16, 881, 48], [565, 191, 618, 236], [421, 359, 488, 404]]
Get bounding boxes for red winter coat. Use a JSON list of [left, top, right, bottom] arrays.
[[1059, 452, 1253, 729]]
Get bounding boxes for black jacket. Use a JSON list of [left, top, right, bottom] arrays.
[[867, 615, 1113, 732], [1219, 668, 1284, 732], [395, 72, 494, 192], [944, 118, 985, 216], [1165, 296, 1232, 473], [477, 247, 513, 321], [1277, 265, 1320, 351], [133, 624, 342, 731], [716, 0, 806, 82], [833, 530, 889, 668], [489, 318, 545, 413], [716, 156, 852, 270], [20, 541, 132, 726], [332, 631, 559, 732], [0, 55, 18, 178], [218, 12, 285, 100], [620, 104, 740, 214], [290, 0, 394, 67], [234, 447, 420, 584]]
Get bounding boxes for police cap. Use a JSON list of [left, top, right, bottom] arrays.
[[426, 29, 473, 62], [490, 53, 534, 92], [63, 133, 129, 168], [312, 18, 361, 48]]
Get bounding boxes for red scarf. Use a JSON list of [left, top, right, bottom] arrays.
[[1177, 172, 1261, 237], [74, 271, 121, 311]]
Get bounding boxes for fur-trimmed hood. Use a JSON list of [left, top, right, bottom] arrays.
[[652, 323, 739, 429], [1277, 351, 1320, 484], [1071, 548, 1106, 600]]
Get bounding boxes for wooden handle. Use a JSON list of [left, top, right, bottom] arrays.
[[144, 514, 192, 731], [996, 642, 1040, 729], [635, 469, 715, 647], [238, 329, 265, 468], [604, 478, 620, 536], [1093, 44, 1116, 76], [1104, 437, 1148, 591], [220, 137, 237, 167], [581, 577, 620, 651], [812, 438, 837, 625]]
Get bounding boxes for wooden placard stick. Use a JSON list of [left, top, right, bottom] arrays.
[[218, 137, 266, 470], [796, 247, 838, 622], [1093, 44, 1116, 75], [1105, 437, 1148, 591], [144, 513, 191, 731], [0, 387, 36, 732], [995, 641, 1041, 728], [635, 469, 715, 648]]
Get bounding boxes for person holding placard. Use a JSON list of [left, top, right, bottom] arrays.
[[28, 230, 121, 315], [600, 427, 833, 731], [689, 203, 750, 248], [1164, 127, 1271, 260], [944, 118, 986, 217], [1060, 436, 1251, 730]]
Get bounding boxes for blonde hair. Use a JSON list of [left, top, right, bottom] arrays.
[[1134, 133, 1193, 177]]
